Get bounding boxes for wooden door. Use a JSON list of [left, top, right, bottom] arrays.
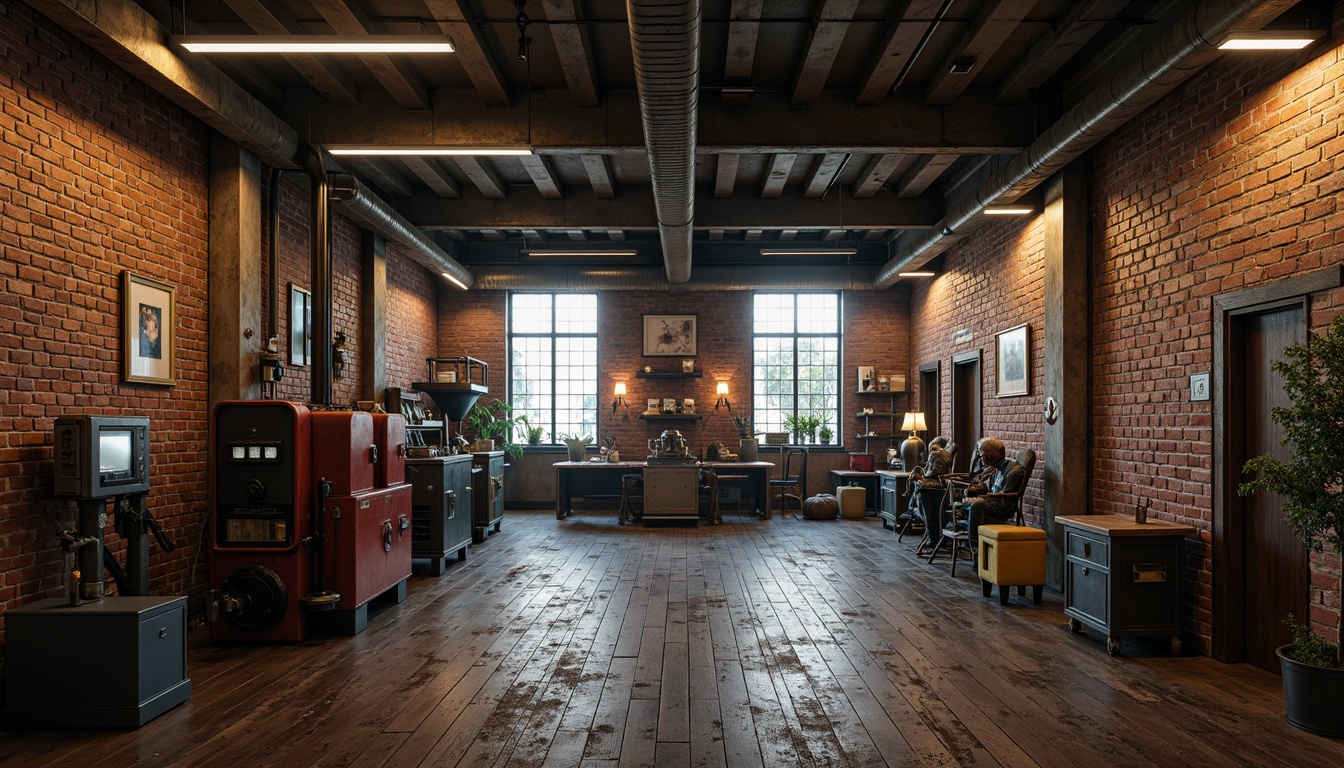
[[950, 352, 981, 473], [1231, 305, 1308, 673], [919, 363, 941, 440]]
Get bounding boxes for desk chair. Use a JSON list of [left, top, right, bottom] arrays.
[[768, 447, 808, 519]]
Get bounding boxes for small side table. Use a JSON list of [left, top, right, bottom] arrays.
[[1056, 514, 1196, 656]]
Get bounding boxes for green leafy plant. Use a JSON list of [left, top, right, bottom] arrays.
[[1283, 614, 1340, 669], [526, 425, 545, 445], [461, 399, 526, 460], [732, 414, 754, 440], [798, 414, 822, 443], [782, 414, 801, 443], [818, 421, 833, 445], [1238, 314, 1344, 668]]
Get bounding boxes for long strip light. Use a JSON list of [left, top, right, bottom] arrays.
[[441, 272, 468, 290], [328, 146, 532, 157], [1218, 31, 1322, 50], [759, 248, 858, 256], [983, 205, 1035, 216], [524, 250, 638, 257], [175, 35, 455, 54], [898, 271, 937, 278]]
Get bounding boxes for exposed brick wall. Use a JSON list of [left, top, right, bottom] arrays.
[[385, 244, 439, 390], [0, 5, 210, 629]]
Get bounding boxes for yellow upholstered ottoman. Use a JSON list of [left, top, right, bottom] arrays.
[[978, 524, 1046, 605]]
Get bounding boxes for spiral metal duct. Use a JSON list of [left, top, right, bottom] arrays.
[[627, 0, 701, 284], [875, 0, 1301, 288]]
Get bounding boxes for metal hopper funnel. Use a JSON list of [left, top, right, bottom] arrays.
[[413, 357, 489, 446]]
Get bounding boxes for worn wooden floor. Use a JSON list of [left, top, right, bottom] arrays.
[[3, 509, 1342, 767]]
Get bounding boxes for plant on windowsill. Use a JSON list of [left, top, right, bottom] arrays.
[[798, 414, 822, 444], [526, 426, 545, 446], [818, 423, 834, 445], [1238, 313, 1344, 737], [461, 399, 526, 461]]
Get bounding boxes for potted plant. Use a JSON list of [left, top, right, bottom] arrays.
[[799, 414, 822, 444], [526, 425, 545, 445], [1238, 314, 1344, 737], [558, 432, 592, 462], [733, 415, 756, 462], [818, 418, 833, 446], [783, 414, 801, 444], [461, 399, 526, 461]]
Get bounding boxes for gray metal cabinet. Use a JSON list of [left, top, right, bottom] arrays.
[[407, 453, 474, 575], [471, 450, 505, 543]]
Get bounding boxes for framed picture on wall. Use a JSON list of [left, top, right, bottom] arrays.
[[290, 285, 311, 366], [995, 323, 1030, 397], [643, 314, 696, 356], [122, 271, 175, 386]]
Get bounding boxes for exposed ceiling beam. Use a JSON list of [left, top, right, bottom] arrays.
[[723, 0, 763, 105], [307, 0, 430, 109], [538, 0, 600, 107], [421, 0, 511, 107], [996, 0, 1130, 104], [606, 230, 626, 241], [343, 157, 414, 198], [791, 0, 862, 104], [804, 153, 848, 199], [745, 229, 763, 241], [454, 156, 507, 199], [708, 230, 724, 241], [857, 0, 944, 106], [582, 154, 616, 199], [565, 229, 587, 241], [894, 154, 959, 197], [761, 154, 797, 199], [519, 155, 564, 199], [715, 154, 739, 199], [853, 153, 912, 198], [221, 0, 359, 105], [926, 0, 1036, 105], [399, 156, 462, 198]]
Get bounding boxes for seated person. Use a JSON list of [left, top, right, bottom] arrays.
[[962, 437, 1026, 543], [910, 437, 953, 485]]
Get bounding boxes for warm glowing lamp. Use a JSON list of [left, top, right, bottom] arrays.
[[715, 381, 731, 412], [898, 412, 927, 471], [612, 381, 630, 414]]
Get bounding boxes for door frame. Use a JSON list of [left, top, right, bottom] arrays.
[[919, 361, 941, 440], [950, 350, 982, 473], [1211, 266, 1341, 662]]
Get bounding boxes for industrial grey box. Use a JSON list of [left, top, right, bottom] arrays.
[[2, 596, 191, 728]]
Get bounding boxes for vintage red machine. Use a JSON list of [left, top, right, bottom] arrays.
[[207, 401, 412, 642]]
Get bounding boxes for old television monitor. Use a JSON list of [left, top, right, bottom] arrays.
[[54, 415, 150, 498]]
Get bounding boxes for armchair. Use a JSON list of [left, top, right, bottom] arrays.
[[928, 448, 1036, 575]]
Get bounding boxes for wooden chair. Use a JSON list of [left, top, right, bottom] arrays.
[[768, 447, 808, 519], [934, 449, 1037, 575]]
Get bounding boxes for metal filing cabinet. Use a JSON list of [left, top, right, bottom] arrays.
[[877, 470, 904, 530], [1057, 514, 1195, 656], [407, 453, 474, 575], [2, 596, 191, 728], [471, 450, 505, 543]]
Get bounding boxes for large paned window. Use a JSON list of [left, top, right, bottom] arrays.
[[752, 293, 840, 440], [509, 293, 598, 443]]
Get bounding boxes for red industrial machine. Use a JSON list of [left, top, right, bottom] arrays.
[[207, 401, 412, 642]]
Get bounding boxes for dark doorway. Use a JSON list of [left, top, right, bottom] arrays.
[[1228, 304, 1309, 673], [950, 351, 981, 473], [919, 362, 941, 440]]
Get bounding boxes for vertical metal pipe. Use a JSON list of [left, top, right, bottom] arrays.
[[301, 146, 332, 405], [267, 167, 279, 343]]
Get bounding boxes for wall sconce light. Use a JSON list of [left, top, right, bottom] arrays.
[[332, 330, 348, 380], [612, 381, 630, 414], [714, 381, 732, 412]]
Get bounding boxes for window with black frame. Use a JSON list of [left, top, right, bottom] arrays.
[[509, 293, 598, 445], [752, 293, 840, 444]]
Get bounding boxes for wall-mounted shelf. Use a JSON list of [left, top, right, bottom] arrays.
[[639, 413, 705, 421], [854, 390, 908, 455], [636, 371, 703, 379]]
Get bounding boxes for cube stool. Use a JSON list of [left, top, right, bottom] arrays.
[[978, 524, 1046, 605]]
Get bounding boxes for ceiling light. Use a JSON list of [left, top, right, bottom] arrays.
[[898, 271, 937, 278], [983, 205, 1035, 216], [175, 35, 455, 54], [441, 272, 468, 290], [1218, 31, 1322, 50], [328, 146, 532, 156], [524, 250, 638, 257], [759, 248, 858, 256]]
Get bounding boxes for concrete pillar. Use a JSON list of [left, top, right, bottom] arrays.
[[208, 133, 263, 409], [361, 231, 388, 404]]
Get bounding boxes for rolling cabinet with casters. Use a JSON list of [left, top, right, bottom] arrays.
[[1057, 514, 1196, 656], [472, 450, 505, 543], [406, 453, 474, 575]]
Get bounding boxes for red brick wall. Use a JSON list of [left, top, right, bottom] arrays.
[[0, 5, 210, 622], [385, 245, 439, 390]]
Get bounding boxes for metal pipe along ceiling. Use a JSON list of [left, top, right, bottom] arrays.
[[627, 0, 701, 284], [874, 0, 1302, 288], [467, 263, 882, 291], [328, 174, 475, 290]]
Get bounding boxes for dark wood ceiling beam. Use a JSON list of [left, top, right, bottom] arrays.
[[780, 229, 798, 240], [222, 0, 359, 105], [396, 187, 940, 230], [297, 89, 1035, 154], [343, 157, 414, 198], [857, 0, 943, 106], [420, 0, 511, 107], [582, 155, 616, 198], [480, 229, 507, 241], [519, 155, 564, 199], [791, 0, 862, 105], [565, 229, 587, 241], [307, 0, 430, 109], [995, 0, 1130, 104], [606, 230, 626, 241], [894, 153, 959, 198], [804, 153, 848, 199], [715, 154, 739, 199], [925, 0, 1036, 105], [824, 229, 847, 241], [723, 0, 763, 105], [853, 153, 912, 198], [399, 156, 462, 198], [709, 230, 725, 241], [538, 0, 600, 107], [454, 156, 507, 199], [761, 154, 797, 199], [745, 230, 763, 241]]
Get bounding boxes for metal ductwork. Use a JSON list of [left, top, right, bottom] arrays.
[[627, 0, 701, 284], [328, 174, 475, 290], [875, 0, 1302, 288], [467, 264, 881, 291]]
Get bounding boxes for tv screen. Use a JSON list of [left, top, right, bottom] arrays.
[[99, 430, 134, 476]]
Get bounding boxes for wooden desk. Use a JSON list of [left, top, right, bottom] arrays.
[[554, 460, 773, 519], [830, 470, 880, 513]]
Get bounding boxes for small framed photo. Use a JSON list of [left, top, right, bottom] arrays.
[[856, 366, 876, 393], [643, 314, 696, 356], [995, 323, 1030, 397], [647, 398, 660, 414], [662, 398, 677, 414], [123, 271, 175, 386], [682, 359, 695, 373], [683, 398, 695, 413], [290, 284, 312, 366]]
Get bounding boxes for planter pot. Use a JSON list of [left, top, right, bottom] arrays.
[[738, 438, 758, 463], [1278, 644, 1344, 737], [565, 441, 586, 462]]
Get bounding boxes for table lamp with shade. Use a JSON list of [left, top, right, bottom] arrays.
[[899, 412, 927, 471]]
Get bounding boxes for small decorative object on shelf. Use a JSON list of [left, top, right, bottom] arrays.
[[857, 366, 875, 393], [877, 376, 889, 392], [682, 359, 695, 373]]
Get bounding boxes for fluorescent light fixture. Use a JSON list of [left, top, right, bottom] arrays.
[[175, 35, 455, 54], [898, 271, 937, 278], [759, 248, 858, 256], [1219, 31, 1322, 50], [441, 272, 468, 290], [983, 205, 1035, 216], [524, 250, 638, 257], [328, 145, 532, 157]]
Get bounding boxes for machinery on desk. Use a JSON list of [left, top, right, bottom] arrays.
[[205, 401, 412, 642], [642, 430, 701, 521], [411, 356, 489, 455]]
